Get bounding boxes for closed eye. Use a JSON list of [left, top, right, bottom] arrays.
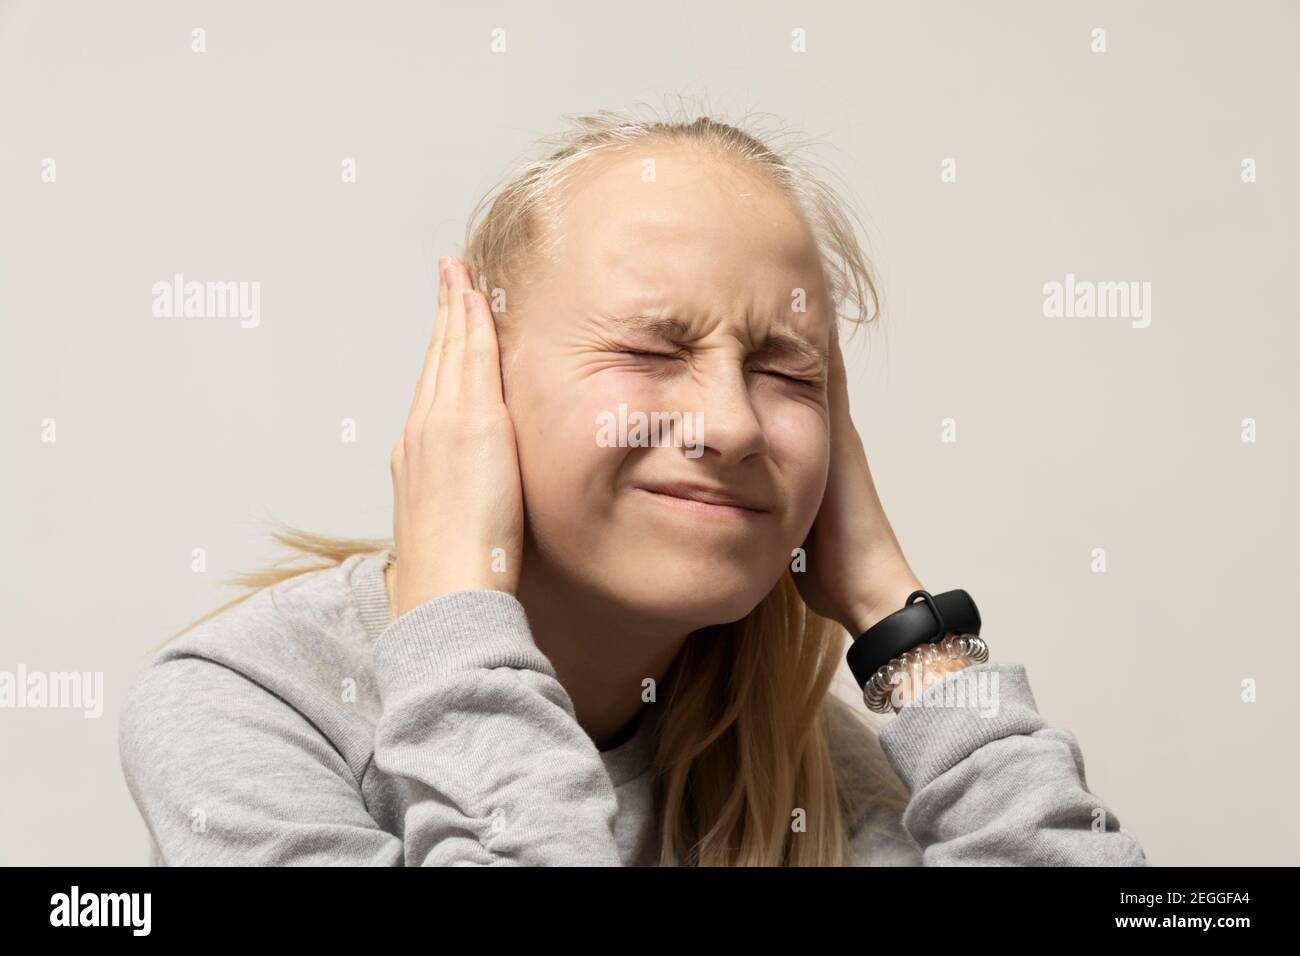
[[620, 349, 679, 359], [756, 369, 821, 386], [616, 349, 821, 387]]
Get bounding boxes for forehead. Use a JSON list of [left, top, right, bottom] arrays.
[[550, 143, 830, 329]]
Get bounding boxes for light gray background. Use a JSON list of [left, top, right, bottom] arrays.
[[2, 0, 1297, 865]]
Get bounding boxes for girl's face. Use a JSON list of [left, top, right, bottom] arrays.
[[502, 146, 833, 631]]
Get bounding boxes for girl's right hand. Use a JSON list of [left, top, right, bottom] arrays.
[[388, 256, 524, 618]]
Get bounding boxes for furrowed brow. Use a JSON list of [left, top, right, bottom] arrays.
[[604, 313, 827, 370], [755, 327, 828, 371], [604, 314, 695, 341]]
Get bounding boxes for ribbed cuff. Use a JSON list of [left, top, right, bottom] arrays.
[[351, 550, 396, 643], [372, 589, 556, 700], [877, 662, 1047, 794]]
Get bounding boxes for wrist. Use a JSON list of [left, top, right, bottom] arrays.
[[388, 560, 518, 619], [889, 652, 976, 713], [850, 588, 990, 715], [844, 575, 925, 634]]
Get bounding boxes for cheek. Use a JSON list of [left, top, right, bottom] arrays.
[[758, 398, 831, 519], [506, 366, 655, 526]]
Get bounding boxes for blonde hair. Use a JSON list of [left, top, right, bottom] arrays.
[[163, 100, 911, 865]]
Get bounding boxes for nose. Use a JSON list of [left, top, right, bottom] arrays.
[[678, 363, 768, 466]]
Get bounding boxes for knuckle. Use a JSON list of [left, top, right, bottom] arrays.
[[399, 422, 425, 455]]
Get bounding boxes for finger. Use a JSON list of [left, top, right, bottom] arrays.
[[431, 257, 469, 407], [827, 322, 851, 428], [828, 322, 847, 387], [464, 287, 506, 404], [409, 257, 454, 420]]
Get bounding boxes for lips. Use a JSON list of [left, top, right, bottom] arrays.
[[634, 481, 771, 514]]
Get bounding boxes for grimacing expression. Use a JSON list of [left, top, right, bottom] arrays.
[[501, 146, 833, 631]]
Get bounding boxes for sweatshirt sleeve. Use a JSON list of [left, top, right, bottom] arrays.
[[119, 653, 409, 865], [118, 589, 624, 866], [369, 588, 624, 865], [875, 661, 1148, 866]]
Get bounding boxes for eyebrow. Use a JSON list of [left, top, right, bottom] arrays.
[[605, 314, 828, 371]]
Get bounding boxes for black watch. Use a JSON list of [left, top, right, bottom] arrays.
[[845, 589, 982, 690]]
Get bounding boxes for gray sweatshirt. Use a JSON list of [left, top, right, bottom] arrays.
[[118, 549, 1147, 866]]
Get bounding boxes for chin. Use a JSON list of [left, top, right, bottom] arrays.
[[614, 557, 777, 630]]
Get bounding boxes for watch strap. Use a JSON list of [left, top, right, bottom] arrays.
[[845, 589, 982, 689]]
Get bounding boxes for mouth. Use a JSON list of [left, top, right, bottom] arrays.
[[634, 482, 772, 519]]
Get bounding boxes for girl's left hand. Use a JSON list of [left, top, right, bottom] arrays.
[[794, 325, 925, 635]]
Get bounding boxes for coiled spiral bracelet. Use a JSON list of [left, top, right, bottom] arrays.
[[861, 632, 989, 715], [845, 589, 988, 715]]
